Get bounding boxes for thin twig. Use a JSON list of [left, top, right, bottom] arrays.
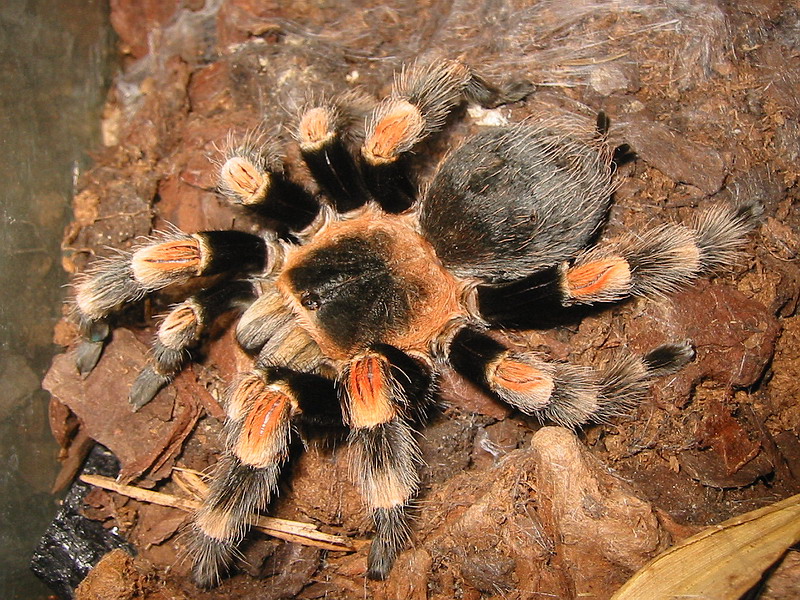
[[80, 474, 357, 552]]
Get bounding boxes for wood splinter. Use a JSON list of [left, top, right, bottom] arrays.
[[79, 473, 358, 552]]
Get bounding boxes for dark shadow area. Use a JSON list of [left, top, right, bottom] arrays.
[[0, 1, 115, 598]]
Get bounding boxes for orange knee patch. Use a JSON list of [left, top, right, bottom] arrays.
[[131, 237, 202, 287], [227, 373, 267, 422], [158, 302, 201, 348], [566, 257, 631, 301], [298, 106, 335, 150], [219, 156, 271, 205], [234, 388, 293, 468], [345, 355, 398, 429], [363, 100, 424, 164], [490, 357, 554, 409]]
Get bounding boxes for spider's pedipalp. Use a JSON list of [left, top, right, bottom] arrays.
[[235, 284, 294, 353], [235, 283, 326, 371], [130, 281, 256, 411], [340, 347, 432, 579], [448, 328, 693, 428]]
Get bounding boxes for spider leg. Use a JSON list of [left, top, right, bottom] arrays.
[[72, 229, 268, 373], [340, 345, 433, 580], [189, 365, 339, 589], [297, 91, 374, 213], [448, 327, 694, 428], [218, 136, 320, 232], [129, 280, 256, 411], [362, 61, 533, 212], [477, 201, 763, 327]]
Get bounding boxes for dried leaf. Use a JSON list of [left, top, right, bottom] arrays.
[[612, 493, 800, 599]]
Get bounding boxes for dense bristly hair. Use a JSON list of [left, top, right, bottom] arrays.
[[419, 119, 615, 281], [64, 59, 763, 588]]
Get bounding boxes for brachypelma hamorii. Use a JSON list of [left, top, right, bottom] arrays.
[[68, 60, 761, 587]]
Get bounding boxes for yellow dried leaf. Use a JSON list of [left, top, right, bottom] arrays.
[[612, 493, 800, 599]]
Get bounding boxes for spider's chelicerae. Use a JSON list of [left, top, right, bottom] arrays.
[[70, 60, 761, 587]]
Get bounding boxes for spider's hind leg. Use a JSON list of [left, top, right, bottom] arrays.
[[448, 327, 694, 428], [477, 200, 763, 327], [362, 60, 533, 212], [341, 345, 433, 580], [565, 200, 764, 303]]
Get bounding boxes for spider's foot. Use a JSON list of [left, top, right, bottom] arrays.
[[129, 366, 171, 411], [74, 319, 110, 375], [75, 339, 105, 376], [189, 533, 236, 590], [366, 505, 410, 581], [643, 341, 695, 377]]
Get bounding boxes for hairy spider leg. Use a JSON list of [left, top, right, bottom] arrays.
[[476, 201, 763, 327], [190, 366, 341, 589], [72, 230, 268, 374], [130, 280, 257, 411], [448, 327, 694, 428], [362, 60, 533, 212], [297, 91, 375, 213], [340, 345, 433, 580], [218, 136, 320, 231]]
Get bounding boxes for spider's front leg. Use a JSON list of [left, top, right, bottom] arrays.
[[129, 280, 256, 410], [448, 327, 694, 427], [340, 345, 433, 579], [189, 365, 340, 588]]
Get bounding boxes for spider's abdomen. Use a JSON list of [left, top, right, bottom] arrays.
[[277, 209, 464, 359], [419, 122, 615, 282]]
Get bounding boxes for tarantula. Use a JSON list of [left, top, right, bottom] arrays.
[[69, 60, 760, 587]]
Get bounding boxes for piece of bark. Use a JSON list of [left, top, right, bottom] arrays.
[[617, 115, 726, 195], [43, 329, 202, 483]]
